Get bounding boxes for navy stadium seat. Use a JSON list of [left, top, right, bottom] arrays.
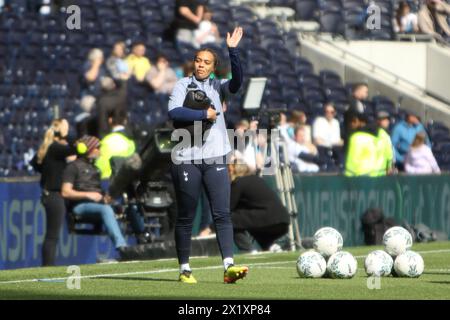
[[320, 10, 344, 34], [296, 0, 319, 21]]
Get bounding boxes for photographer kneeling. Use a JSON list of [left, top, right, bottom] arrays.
[[62, 135, 128, 258], [228, 161, 290, 253]]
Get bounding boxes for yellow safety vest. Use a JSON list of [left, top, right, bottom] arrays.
[[345, 128, 392, 177], [96, 132, 135, 179]]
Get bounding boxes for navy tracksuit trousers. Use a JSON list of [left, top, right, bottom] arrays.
[[170, 157, 233, 264]]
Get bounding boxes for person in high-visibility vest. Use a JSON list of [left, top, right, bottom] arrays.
[[96, 110, 152, 244], [376, 111, 394, 175], [96, 111, 136, 179], [345, 112, 393, 177]]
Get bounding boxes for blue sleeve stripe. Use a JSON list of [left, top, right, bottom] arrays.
[[169, 107, 207, 121]]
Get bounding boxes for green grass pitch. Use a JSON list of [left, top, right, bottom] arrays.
[[0, 241, 449, 300]]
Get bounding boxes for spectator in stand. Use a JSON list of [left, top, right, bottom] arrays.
[[376, 111, 391, 132], [235, 119, 250, 136], [106, 41, 130, 81], [234, 119, 249, 149], [391, 111, 431, 171], [145, 54, 178, 95], [82, 48, 114, 98], [228, 161, 290, 253], [174, 0, 205, 46], [277, 112, 290, 140], [194, 6, 221, 48], [313, 103, 343, 148], [233, 119, 266, 173], [313, 103, 344, 168], [418, 0, 450, 41], [175, 60, 195, 79], [404, 131, 440, 174], [344, 83, 369, 147], [393, 1, 419, 33], [287, 126, 319, 173], [125, 42, 152, 82], [349, 83, 369, 113], [287, 110, 311, 143]]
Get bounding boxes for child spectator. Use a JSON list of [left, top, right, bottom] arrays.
[[287, 126, 319, 173], [391, 111, 431, 170], [404, 131, 440, 174], [287, 111, 311, 143]]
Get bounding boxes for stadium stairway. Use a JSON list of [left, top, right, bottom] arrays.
[[298, 33, 450, 129]]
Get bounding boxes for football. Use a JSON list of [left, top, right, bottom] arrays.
[[383, 226, 413, 256], [394, 251, 424, 278], [296, 250, 327, 278], [327, 251, 358, 279], [313, 227, 343, 258], [364, 250, 394, 276]]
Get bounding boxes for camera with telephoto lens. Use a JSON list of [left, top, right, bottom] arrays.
[[173, 83, 215, 146]]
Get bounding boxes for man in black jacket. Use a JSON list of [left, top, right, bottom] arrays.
[[343, 83, 369, 148]]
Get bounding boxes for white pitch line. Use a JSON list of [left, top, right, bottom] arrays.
[[1, 248, 449, 285], [0, 260, 294, 285]]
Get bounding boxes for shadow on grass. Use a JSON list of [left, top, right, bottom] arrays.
[[428, 281, 450, 285], [424, 272, 450, 276], [95, 276, 178, 283]]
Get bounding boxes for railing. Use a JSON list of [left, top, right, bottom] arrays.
[[303, 34, 427, 95]]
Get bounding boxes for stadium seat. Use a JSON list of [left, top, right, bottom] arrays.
[[320, 10, 344, 35], [0, 0, 448, 177], [319, 0, 343, 11], [299, 73, 322, 88], [367, 30, 393, 41], [269, 0, 296, 8], [295, 0, 319, 21]]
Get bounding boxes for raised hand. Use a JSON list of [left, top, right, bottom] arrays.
[[226, 27, 243, 48]]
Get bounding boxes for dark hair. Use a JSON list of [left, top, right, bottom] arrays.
[[294, 125, 306, 136], [324, 102, 335, 111], [131, 41, 146, 48], [352, 82, 368, 94], [289, 110, 307, 124], [204, 6, 212, 14], [396, 1, 410, 30], [412, 131, 426, 147], [155, 53, 168, 62], [194, 48, 219, 68], [108, 109, 127, 126], [182, 60, 195, 77]]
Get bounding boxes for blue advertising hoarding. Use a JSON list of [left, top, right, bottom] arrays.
[[0, 178, 135, 270]]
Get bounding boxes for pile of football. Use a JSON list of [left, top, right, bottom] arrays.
[[364, 226, 424, 278], [297, 227, 358, 279]]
